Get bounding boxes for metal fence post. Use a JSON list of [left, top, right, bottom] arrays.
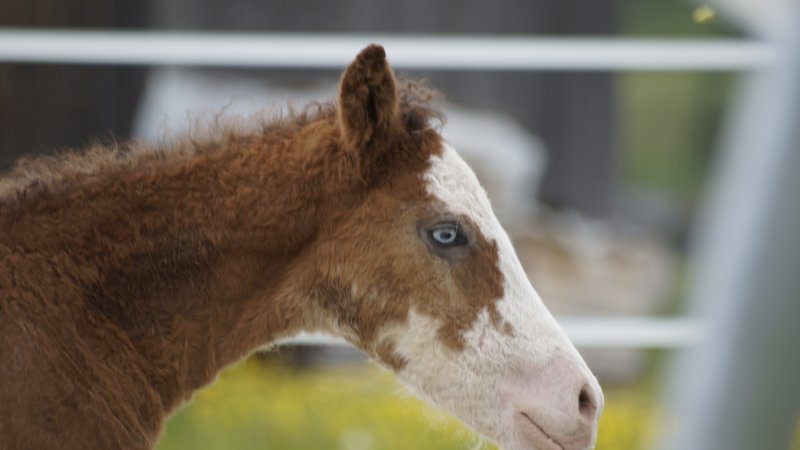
[[660, 5, 800, 449]]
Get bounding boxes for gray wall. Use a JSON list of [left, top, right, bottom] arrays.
[[0, 0, 616, 217], [0, 0, 146, 168]]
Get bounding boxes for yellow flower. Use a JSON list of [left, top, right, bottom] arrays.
[[692, 6, 716, 24]]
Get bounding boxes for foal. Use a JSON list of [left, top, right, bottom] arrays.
[[0, 45, 602, 450]]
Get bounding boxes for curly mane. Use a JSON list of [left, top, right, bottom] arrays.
[[0, 79, 441, 202]]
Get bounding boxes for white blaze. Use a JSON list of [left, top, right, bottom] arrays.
[[423, 143, 581, 365], [380, 143, 598, 450]]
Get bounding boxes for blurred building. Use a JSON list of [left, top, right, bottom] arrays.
[[0, 0, 615, 217]]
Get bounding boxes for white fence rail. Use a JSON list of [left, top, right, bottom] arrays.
[[0, 29, 775, 71]]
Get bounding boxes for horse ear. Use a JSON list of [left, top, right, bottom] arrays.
[[338, 44, 398, 153]]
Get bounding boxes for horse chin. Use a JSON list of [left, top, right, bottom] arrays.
[[441, 402, 566, 450], [514, 413, 567, 450], [465, 395, 564, 450], [478, 406, 593, 450]]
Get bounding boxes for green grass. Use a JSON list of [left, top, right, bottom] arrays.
[[793, 421, 800, 450], [157, 358, 481, 450], [156, 357, 660, 450], [156, 357, 800, 450]]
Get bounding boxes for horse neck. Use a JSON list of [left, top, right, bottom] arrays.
[[1, 131, 353, 412]]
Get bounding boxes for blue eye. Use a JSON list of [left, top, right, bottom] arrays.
[[432, 228, 457, 244], [430, 226, 468, 247]]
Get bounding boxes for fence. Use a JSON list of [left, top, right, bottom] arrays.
[[4, 21, 800, 450], [0, 29, 773, 70], [0, 28, 779, 352]]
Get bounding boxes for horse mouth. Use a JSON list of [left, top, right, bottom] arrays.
[[519, 412, 565, 450]]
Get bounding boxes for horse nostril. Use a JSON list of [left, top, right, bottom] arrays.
[[578, 383, 598, 420]]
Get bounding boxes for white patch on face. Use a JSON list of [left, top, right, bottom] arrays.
[[379, 143, 601, 450], [422, 143, 579, 363]]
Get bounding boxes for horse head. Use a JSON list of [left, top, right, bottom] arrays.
[[301, 44, 603, 450]]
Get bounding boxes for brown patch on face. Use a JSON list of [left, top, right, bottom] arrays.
[[307, 165, 509, 363], [413, 208, 509, 351], [376, 340, 408, 371], [432, 227, 507, 350]]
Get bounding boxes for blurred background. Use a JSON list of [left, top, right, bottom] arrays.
[[1, 1, 798, 449]]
